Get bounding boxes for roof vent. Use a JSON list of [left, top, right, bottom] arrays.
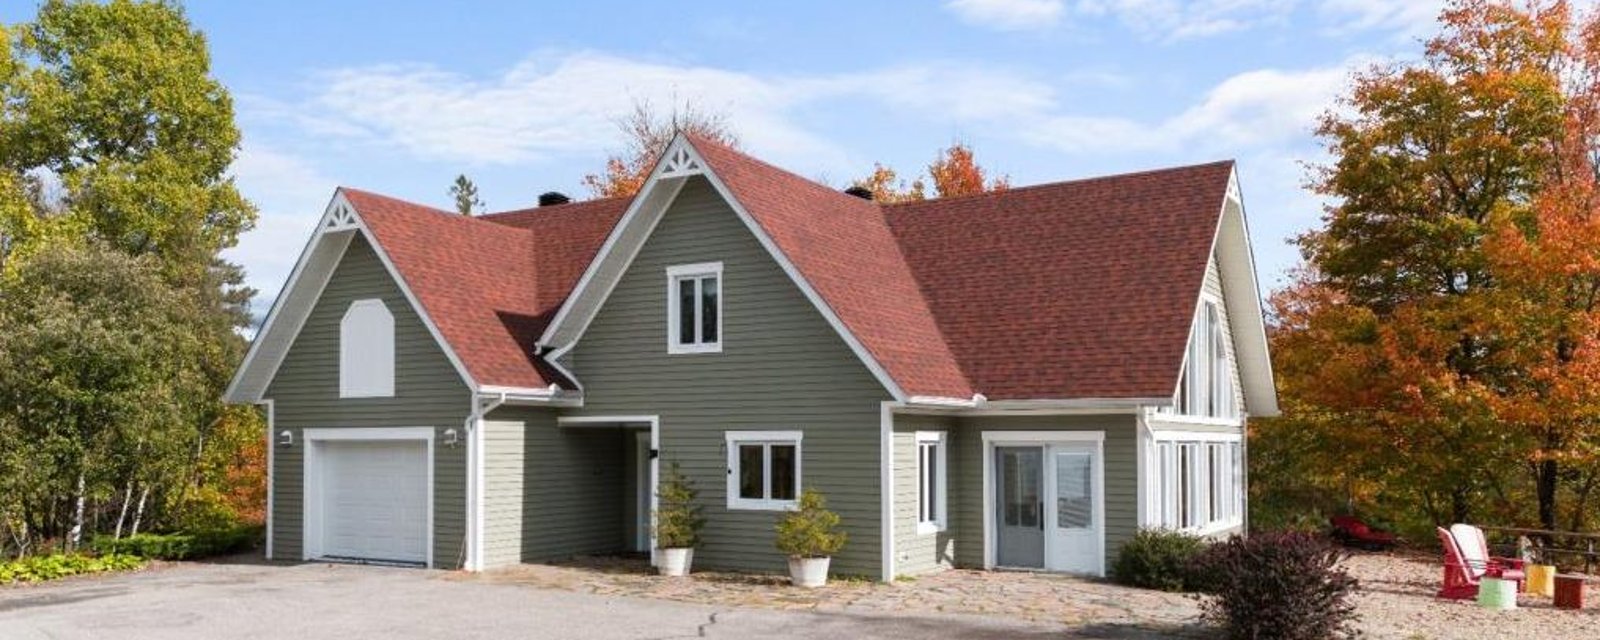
[[538, 191, 571, 207], [844, 186, 874, 200]]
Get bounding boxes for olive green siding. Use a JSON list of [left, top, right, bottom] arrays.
[[486, 406, 630, 561], [947, 414, 1139, 571], [892, 414, 958, 576], [264, 235, 471, 568], [566, 177, 892, 576], [482, 418, 526, 568]]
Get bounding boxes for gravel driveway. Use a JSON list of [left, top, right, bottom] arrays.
[[0, 559, 1116, 640]]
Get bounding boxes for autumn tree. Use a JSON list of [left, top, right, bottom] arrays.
[[582, 99, 740, 199], [449, 174, 483, 215], [851, 142, 1008, 203]]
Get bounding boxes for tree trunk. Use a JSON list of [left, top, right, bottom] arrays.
[[68, 472, 86, 551], [1538, 458, 1560, 531], [130, 485, 150, 536], [1451, 485, 1471, 525], [1569, 472, 1597, 532], [114, 481, 134, 539]]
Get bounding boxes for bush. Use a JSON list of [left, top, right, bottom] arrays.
[[90, 524, 261, 560], [775, 488, 847, 558], [1112, 528, 1209, 592], [0, 553, 145, 584], [653, 462, 704, 549], [1189, 531, 1360, 640]]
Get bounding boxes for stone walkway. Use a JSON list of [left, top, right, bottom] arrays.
[[471, 556, 1208, 637]]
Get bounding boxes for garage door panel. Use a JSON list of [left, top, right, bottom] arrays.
[[316, 439, 428, 564]]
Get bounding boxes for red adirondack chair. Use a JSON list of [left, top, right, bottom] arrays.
[[1437, 525, 1527, 599]]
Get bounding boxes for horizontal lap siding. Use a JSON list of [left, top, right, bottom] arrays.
[[950, 414, 1138, 570], [487, 406, 628, 561], [265, 235, 471, 568], [893, 414, 958, 576], [482, 419, 526, 568], [566, 177, 891, 577]]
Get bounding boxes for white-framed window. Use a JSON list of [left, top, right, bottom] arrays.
[[339, 298, 394, 398], [725, 431, 801, 510], [1154, 433, 1242, 532], [1174, 298, 1238, 420], [667, 262, 722, 354], [916, 431, 947, 534]]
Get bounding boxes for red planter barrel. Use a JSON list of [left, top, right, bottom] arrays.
[[1555, 575, 1586, 610]]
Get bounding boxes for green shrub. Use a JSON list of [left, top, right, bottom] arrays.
[[1112, 528, 1209, 592], [774, 488, 847, 558], [1189, 531, 1360, 640], [653, 463, 704, 549], [90, 524, 261, 560], [0, 553, 145, 584]]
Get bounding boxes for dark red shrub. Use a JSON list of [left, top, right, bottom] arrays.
[[1189, 531, 1360, 640]]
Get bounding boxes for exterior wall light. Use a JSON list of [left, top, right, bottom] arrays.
[[443, 428, 459, 448], [277, 430, 293, 447]]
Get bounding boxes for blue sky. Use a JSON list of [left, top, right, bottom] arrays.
[[8, 1, 1457, 309]]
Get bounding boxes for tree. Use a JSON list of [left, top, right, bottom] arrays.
[[448, 174, 483, 215], [851, 142, 1008, 203], [582, 99, 740, 199]]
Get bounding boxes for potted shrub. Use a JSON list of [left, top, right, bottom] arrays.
[[653, 462, 703, 577], [774, 488, 847, 588]]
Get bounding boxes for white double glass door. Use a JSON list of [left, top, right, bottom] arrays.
[[994, 440, 1101, 574]]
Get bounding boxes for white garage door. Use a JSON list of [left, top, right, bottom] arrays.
[[316, 440, 428, 564]]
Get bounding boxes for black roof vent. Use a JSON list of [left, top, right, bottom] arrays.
[[538, 191, 571, 207], [844, 186, 874, 200]]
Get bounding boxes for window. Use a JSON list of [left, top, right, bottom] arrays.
[[1175, 299, 1238, 420], [725, 431, 801, 510], [339, 299, 394, 398], [1154, 435, 1243, 532], [667, 262, 722, 354], [916, 432, 947, 534]]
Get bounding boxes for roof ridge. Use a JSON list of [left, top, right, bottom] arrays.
[[880, 159, 1236, 208], [479, 194, 633, 220]]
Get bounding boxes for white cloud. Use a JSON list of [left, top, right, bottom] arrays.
[[1317, 0, 1442, 40], [943, 0, 1065, 31], [223, 144, 339, 313]]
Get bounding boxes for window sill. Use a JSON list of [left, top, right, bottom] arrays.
[[668, 343, 722, 355], [1176, 518, 1244, 537], [727, 499, 796, 512], [916, 522, 944, 536], [1147, 414, 1243, 428]]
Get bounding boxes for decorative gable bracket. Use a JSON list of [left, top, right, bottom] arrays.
[[324, 201, 359, 231], [659, 146, 704, 178]]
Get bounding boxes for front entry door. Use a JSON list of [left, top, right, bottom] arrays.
[[995, 446, 1044, 568], [1048, 444, 1099, 574]]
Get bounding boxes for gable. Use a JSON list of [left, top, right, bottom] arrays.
[[568, 176, 892, 404], [265, 235, 468, 403]]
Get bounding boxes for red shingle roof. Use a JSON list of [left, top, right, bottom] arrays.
[[340, 141, 1233, 401]]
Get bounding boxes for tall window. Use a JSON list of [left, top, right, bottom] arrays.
[[339, 298, 394, 398], [916, 432, 947, 534], [667, 262, 722, 354], [1155, 436, 1243, 532], [725, 431, 800, 510], [1177, 299, 1237, 419]]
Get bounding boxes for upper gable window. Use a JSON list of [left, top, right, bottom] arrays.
[[340, 299, 394, 398], [666, 262, 722, 354], [1176, 299, 1237, 420]]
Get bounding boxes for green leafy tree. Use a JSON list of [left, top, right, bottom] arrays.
[[448, 174, 482, 215]]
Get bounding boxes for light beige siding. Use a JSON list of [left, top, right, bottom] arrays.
[[481, 419, 526, 568]]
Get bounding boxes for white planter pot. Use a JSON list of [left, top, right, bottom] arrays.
[[657, 547, 694, 577], [787, 556, 831, 588]]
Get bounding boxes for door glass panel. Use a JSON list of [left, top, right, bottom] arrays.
[[1056, 452, 1092, 529], [1011, 451, 1040, 528], [738, 444, 763, 499], [769, 444, 796, 501]]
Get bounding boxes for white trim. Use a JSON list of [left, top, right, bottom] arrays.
[[537, 136, 909, 401], [338, 298, 395, 398], [724, 430, 804, 511], [1148, 428, 1242, 443], [301, 426, 435, 568], [914, 431, 948, 536], [262, 399, 275, 561], [980, 430, 1107, 577], [879, 402, 897, 582], [557, 415, 658, 427], [665, 261, 724, 355], [1148, 430, 1245, 533]]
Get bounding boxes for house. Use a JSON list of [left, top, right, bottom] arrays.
[[224, 133, 1278, 580]]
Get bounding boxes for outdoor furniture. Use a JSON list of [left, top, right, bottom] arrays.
[[1556, 574, 1586, 610], [1437, 525, 1527, 599], [1526, 564, 1557, 597], [1329, 515, 1398, 551], [1478, 576, 1518, 610]]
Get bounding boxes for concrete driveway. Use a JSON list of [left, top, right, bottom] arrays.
[[0, 560, 1089, 639]]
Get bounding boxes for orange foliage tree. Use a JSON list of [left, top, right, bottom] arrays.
[[851, 142, 1008, 202], [582, 99, 740, 199]]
